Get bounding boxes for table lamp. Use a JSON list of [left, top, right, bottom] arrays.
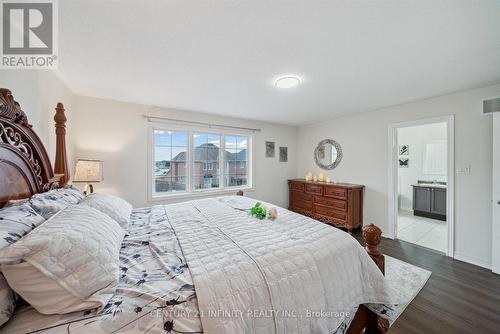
[[73, 159, 103, 194]]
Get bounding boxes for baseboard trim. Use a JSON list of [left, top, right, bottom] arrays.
[[454, 252, 491, 270], [398, 208, 413, 214], [382, 232, 395, 239]]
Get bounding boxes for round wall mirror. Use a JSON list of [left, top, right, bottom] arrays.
[[314, 139, 343, 170]]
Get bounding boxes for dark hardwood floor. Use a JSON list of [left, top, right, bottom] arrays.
[[354, 233, 500, 334]]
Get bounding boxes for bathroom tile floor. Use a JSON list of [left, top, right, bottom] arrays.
[[397, 210, 447, 253]]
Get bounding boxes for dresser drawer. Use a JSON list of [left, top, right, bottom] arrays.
[[305, 184, 323, 195], [324, 186, 347, 199], [289, 181, 305, 191], [292, 198, 313, 211], [288, 179, 364, 233], [314, 196, 347, 211], [291, 191, 313, 202], [314, 205, 347, 221]]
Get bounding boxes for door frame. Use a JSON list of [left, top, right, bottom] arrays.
[[387, 115, 455, 257], [492, 113, 500, 274]]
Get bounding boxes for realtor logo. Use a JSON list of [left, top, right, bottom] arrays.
[[1, 0, 58, 68]]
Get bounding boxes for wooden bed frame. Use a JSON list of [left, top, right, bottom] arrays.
[[0, 88, 69, 205], [0, 88, 389, 333]]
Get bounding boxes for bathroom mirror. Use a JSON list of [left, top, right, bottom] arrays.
[[314, 139, 343, 170]]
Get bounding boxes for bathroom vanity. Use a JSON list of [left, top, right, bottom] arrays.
[[412, 181, 447, 221]]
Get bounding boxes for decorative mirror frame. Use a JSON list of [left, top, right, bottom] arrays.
[[314, 139, 343, 170]]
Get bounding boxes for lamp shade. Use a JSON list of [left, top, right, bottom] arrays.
[[73, 159, 103, 182]]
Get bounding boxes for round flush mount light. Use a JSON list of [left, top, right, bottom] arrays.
[[275, 75, 301, 89]]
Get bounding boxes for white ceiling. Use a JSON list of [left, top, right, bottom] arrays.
[[57, 0, 500, 126]]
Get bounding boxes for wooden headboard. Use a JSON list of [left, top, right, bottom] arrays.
[[0, 88, 69, 207]]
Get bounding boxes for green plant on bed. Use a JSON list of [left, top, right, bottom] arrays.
[[250, 202, 267, 220]]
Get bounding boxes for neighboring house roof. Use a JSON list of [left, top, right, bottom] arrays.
[[171, 143, 247, 162], [171, 151, 187, 162], [227, 149, 247, 161]]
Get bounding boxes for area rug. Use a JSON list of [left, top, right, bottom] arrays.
[[371, 255, 432, 324], [336, 255, 431, 334]]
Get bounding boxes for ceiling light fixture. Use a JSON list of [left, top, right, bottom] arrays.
[[275, 75, 301, 89]]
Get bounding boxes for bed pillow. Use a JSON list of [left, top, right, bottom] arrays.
[[0, 205, 124, 315], [28, 186, 84, 219], [0, 203, 44, 325], [0, 203, 46, 251], [0, 273, 16, 326], [79, 193, 132, 230], [54, 185, 86, 204]]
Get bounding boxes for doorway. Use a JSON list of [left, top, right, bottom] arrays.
[[388, 116, 454, 256]]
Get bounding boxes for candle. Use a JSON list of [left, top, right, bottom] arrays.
[[318, 173, 324, 182], [313, 174, 318, 182], [326, 177, 331, 183]]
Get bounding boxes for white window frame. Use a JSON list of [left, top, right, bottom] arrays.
[[148, 122, 253, 201], [150, 126, 190, 196]]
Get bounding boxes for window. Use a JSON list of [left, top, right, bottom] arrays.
[[153, 129, 188, 194], [224, 135, 248, 187], [151, 127, 251, 197], [203, 162, 213, 171], [193, 133, 221, 190]]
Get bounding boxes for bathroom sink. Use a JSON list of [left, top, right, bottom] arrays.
[[413, 183, 447, 188]]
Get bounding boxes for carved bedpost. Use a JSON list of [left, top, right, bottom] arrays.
[[362, 223, 389, 334], [362, 224, 385, 274], [54, 103, 69, 186]]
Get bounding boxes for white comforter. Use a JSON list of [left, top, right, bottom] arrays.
[[164, 196, 393, 334], [1, 196, 393, 334]]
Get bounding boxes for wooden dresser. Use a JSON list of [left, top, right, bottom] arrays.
[[288, 179, 365, 233]]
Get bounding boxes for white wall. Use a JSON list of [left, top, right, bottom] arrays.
[[397, 122, 447, 211], [0, 71, 76, 168], [72, 95, 298, 208], [297, 84, 500, 268]]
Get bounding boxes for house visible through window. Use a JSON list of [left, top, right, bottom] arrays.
[[152, 128, 251, 197], [193, 133, 221, 190], [153, 130, 188, 194], [225, 135, 248, 187]]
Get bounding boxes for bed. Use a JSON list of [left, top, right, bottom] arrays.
[[0, 88, 393, 334]]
